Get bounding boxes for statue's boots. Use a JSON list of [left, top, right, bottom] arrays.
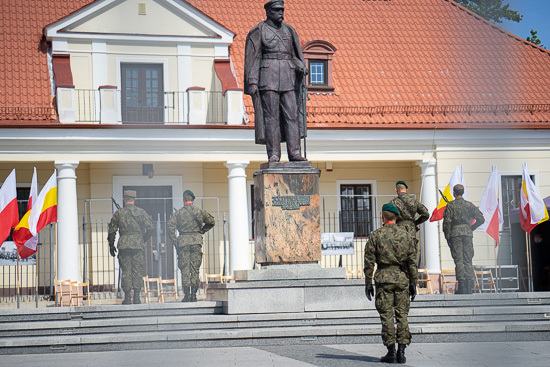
[[380, 344, 396, 363], [455, 280, 465, 294], [122, 292, 132, 305], [182, 287, 191, 302], [396, 344, 407, 364], [133, 290, 141, 304], [467, 279, 475, 294], [190, 286, 198, 302]]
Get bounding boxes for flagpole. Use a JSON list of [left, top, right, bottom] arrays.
[[35, 242, 40, 308], [525, 232, 533, 292], [16, 253, 20, 309]]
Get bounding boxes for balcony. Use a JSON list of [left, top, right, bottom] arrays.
[[56, 87, 244, 125]]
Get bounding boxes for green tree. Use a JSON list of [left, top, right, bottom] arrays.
[[526, 29, 544, 47], [454, 0, 522, 23]]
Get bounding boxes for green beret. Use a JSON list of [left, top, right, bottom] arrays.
[[183, 190, 195, 199], [382, 203, 400, 216], [396, 180, 408, 188]]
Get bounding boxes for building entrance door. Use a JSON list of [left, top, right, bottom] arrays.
[[123, 185, 174, 279]]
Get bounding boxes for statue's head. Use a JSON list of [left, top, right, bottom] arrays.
[[264, 0, 284, 23]]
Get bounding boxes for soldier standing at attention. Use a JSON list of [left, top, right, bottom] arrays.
[[390, 180, 429, 261], [168, 190, 215, 302], [108, 190, 154, 305], [443, 184, 485, 294], [364, 203, 417, 364]]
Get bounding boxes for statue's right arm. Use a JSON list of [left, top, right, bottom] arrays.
[[244, 26, 262, 95]]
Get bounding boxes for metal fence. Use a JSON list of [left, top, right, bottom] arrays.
[[0, 224, 56, 306], [74, 90, 226, 124]]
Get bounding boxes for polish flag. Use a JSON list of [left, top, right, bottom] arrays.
[[13, 168, 39, 258], [476, 166, 503, 246], [520, 163, 549, 234], [0, 169, 19, 247], [430, 164, 466, 222]]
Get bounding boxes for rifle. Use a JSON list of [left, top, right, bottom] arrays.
[[438, 189, 450, 204], [111, 197, 121, 210]]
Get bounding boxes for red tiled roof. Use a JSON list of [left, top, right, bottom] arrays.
[[0, 0, 93, 122], [188, 0, 550, 127], [2, 0, 550, 126]]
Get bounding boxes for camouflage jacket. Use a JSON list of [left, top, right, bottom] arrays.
[[364, 223, 417, 286], [107, 205, 155, 250], [442, 197, 485, 239], [390, 193, 429, 232], [168, 204, 215, 247]]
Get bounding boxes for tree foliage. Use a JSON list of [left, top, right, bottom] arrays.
[[526, 29, 544, 47], [454, 0, 522, 23]]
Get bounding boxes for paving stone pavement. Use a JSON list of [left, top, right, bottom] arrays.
[[2, 341, 550, 366]]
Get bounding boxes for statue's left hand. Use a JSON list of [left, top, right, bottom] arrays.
[[302, 67, 309, 76]]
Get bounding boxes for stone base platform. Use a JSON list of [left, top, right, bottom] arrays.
[[206, 265, 367, 314]]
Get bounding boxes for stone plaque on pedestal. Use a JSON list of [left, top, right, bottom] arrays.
[[254, 162, 321, 265]]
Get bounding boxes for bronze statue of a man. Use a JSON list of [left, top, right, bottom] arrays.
[[244, 0, 308, 162]]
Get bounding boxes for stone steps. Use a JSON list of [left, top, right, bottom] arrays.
[[0, 292, 548, 354]]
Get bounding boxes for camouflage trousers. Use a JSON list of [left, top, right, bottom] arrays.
[[375, 283, 412, 346], [448, 236, 475, 281], [177, 244, 203, 288], [401, 223, 420, 264], [118, 249, 145, 294]]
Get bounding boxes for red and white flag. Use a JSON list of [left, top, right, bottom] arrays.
[[0, 169, 19, 247], [13, 168, 39, 258], [520, 163, 549, 234], [476, 166, 503, 246], [430, 164, 466, 222]]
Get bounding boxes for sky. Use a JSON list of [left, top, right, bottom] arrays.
[[499, 0, 549, 47]]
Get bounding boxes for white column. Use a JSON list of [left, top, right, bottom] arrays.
[[55, 161, 80, 281], [225, 161, 250, 274], [418, 158, 441, 274]]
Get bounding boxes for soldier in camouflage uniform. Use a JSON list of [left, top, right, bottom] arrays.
[[443, 184, 485, 294], [168, 190, 215, 302], [108, 190, 155, 305], [390, 180, 429, 262], [364, 203, 417, 364]]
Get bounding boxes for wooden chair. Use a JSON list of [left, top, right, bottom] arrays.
[[345, 270, 363, 280], [475, 269, 497, 293], [417, 268, 433, 294], [70, 282, 91, 306], [441, 270, 458, 294], [206, 273, 222, 284], [143, 276, 161, 303], [222, 275, 234, 283], [159, 278, 178, 303], [55, 280, 73, 307]]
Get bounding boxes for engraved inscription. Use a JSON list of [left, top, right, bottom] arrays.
[[272, 195, 310, 210]]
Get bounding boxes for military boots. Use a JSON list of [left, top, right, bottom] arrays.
[[122, 291, 132, 305], [133, 290, 141, 304], [396, 344, 407, 364], [182, 286, 191, 302], [380, 344, 396, 363], [190, 286, 198, 302]]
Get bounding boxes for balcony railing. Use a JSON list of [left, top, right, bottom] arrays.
[[61, 89, 241, 124]]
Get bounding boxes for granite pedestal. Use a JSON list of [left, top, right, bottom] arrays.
[[207, 162, 357, 315], [253, 161, 321, 265], [206, 264, 367, 314]]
